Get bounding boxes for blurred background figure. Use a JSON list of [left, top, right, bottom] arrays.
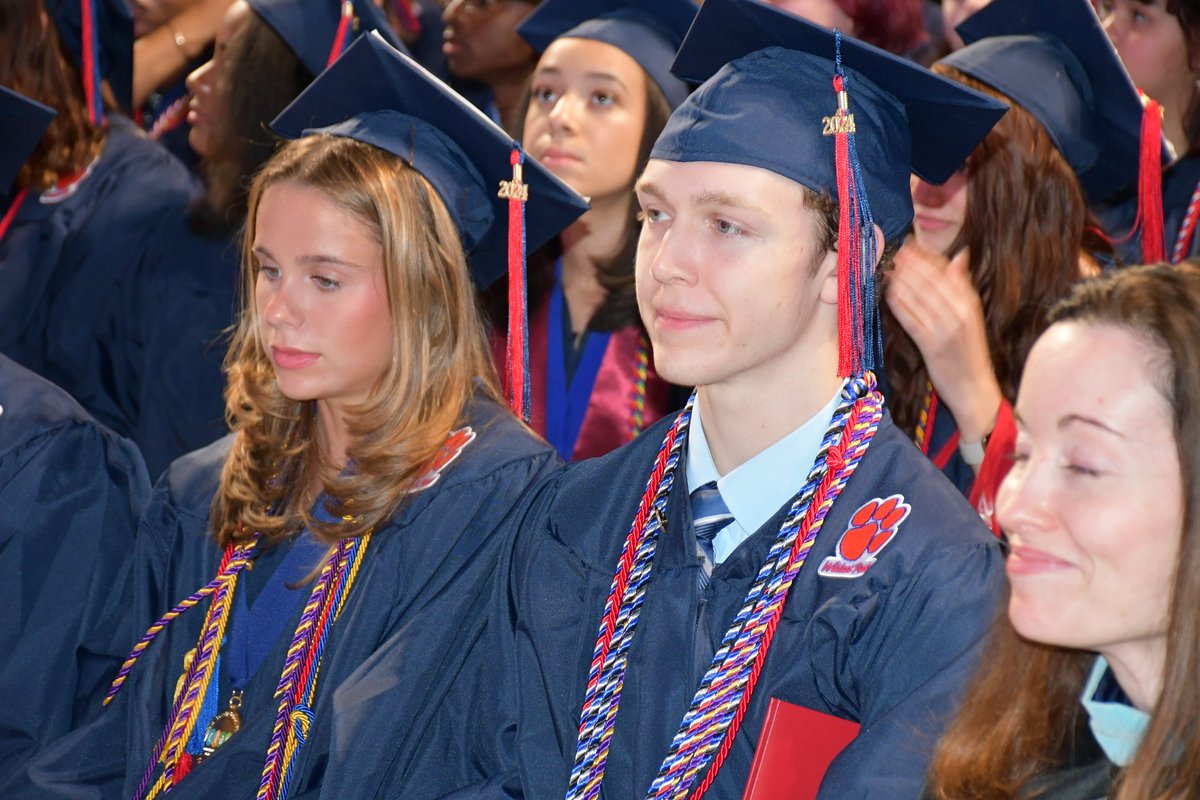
[[0, 0, 199, 460], [0, 83, 151, 783], [1099, 0, 1200, 263], [441, 0, 541, 132], [763, 0, 929, 56]]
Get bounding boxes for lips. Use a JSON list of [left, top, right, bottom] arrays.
[[652, 307, 714, 333], [1006, 544, 1076, 577], [271, 345, 320, 370], [539, 147, 582, 166], [913, 212, 955, 232]]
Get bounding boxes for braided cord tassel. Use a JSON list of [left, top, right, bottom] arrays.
[[646, 376, 879, 798], [628, 332, 650, 441], [259, 533, 372, 800], [690, 387, 883, 798], [914, 382, 937, 455], [107, 544, 254, 706], [564, 399, 695, 800], [133, 543, 254, 800], [81, 0, 103, 124]]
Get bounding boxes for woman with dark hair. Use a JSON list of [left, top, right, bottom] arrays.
[[0, 0, 198, 443], [1101, 0, 1200, 263], [3, 33, 585, 799], [884, 0, 1142, 530], [124, 0, 402, 477], [923, 260, 1200, 799], [491, 0, 695, 461]]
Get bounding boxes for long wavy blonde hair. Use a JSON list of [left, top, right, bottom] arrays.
[[211, 134, 500, 547]]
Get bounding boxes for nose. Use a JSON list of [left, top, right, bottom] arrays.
[[995, 451, 1054, 542], [911, 175, 949, 209], [259, 276, 302, 332], [443, 0, 463, 24], [547, 92, 581, 134], [186, 57, 214, 96], [643, 220, 699, 288]]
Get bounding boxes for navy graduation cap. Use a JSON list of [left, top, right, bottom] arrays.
[[655, 0, 1007, 375], [272, 32, 588, 417], [517, 0, 700, 109], [0, 86, 56, 194], [246, 0, 405, 78], [45, 0, 134, 120], [942, 0, 1169, 207]]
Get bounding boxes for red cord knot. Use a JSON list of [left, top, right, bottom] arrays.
[[826, 445, 846, 472]]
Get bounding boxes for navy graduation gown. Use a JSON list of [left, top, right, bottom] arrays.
[[6, 393, 558, 799], [0, 115, 201, 451], [0, 356, 150, 779], [120, 219, 239, 479], [489, 410, 1005, 798]]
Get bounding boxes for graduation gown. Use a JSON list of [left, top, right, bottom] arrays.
[[0, 356, 151, 779], [488, 410, 1004, 798], [0, 115, 201, 451], [6, 392, 559, 799], [118, 219, 239, 479]]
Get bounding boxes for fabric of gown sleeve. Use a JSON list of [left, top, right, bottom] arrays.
[[0, 356, 150, 781]]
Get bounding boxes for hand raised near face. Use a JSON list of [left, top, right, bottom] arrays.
[[885, 240, 1002, 446]]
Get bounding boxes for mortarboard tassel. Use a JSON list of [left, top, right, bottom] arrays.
[[81, 0, 104, 124], [503, 145, 531, 421], [390, 0, 423, 37], [327, 1, 357, 68], [828, 30, 878, 377], [1135, 94, 1165, 264]]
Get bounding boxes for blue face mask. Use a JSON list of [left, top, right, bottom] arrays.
[[1080, 656, 1151, 767]]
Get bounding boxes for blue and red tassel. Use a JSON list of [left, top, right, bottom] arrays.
[[829, 30, 879, 377], [80, 0, 104, 124]]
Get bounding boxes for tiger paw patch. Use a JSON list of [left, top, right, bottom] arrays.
[[818, 494, 910, 578]]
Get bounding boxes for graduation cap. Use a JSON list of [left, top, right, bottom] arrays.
[[942, 0, 1170, 223], [517, 0, 700, 109], [272, 32, 588, 418], [0, 86, 56, 194], [45, 0, 134, 122], [654, 0, 1007, 375], [246, 0, 406, 78]]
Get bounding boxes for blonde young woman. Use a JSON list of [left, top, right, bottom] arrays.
[[4, 33, 585, 800]]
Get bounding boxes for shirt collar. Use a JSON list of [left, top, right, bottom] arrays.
[[686, 384, 845, 540], [1081, 655, 1151, 767]]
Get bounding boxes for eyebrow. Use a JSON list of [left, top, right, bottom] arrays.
[[633, 180, 768, 216], [534, 65, 630, 89], [1059, 413, 1126, 439], [252, 244, 365, 270]]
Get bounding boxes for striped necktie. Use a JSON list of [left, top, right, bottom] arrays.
[[690, 481, 733, 590]]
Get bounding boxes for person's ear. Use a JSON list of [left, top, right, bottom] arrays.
[[817, 224, 884, 305]]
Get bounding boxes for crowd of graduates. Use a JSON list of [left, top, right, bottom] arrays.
[[1, 0, 1199, 797]]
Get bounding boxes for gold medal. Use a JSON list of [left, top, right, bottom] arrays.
[[198, 691, 242, 763]]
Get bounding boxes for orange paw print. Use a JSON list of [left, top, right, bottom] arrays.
[[838, 495, 910, 562]]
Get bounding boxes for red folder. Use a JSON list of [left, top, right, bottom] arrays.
[[742, 698, 860, 800]]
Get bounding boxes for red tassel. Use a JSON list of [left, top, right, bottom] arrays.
[[81, 0, 99, 125], [504, 147, 530, 421], [327, 1, 355, 68], [0, 188, 29, 245], [1136, 97, 1165, 264]]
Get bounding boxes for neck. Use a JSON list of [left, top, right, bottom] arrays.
[[315, 400, 353, 476], [696, 347, 843, 475], [559, 193, 632, 331], [1101, 637, 1167, 713], [1159, 86, 1194, 158]]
